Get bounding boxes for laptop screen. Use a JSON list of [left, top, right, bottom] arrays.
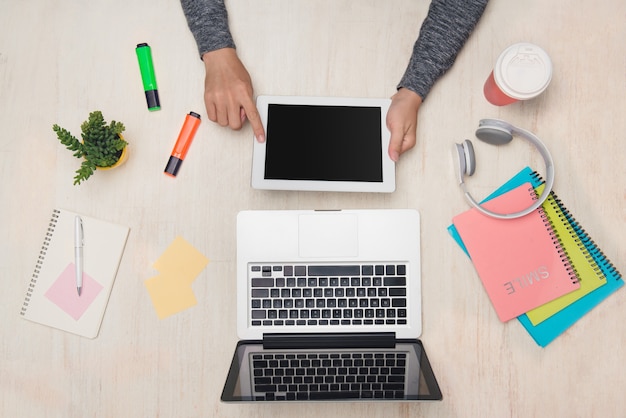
[[264, 104, 384, 183], [221, 339, 442, 402]]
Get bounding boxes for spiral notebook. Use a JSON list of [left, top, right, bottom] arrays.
[[20, 209, 130, 338], [449, 167, 623, 346], [452, 183, 580, 322], [523, 183, 606, 325]]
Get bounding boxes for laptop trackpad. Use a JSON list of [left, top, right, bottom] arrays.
[[299, 213, 358, 258]]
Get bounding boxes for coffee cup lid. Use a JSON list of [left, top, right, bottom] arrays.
[[494, 43, 553, 100]]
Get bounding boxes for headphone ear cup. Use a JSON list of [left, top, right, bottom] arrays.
[[455, 142, 468, 178], [462, 139, 476, 176]]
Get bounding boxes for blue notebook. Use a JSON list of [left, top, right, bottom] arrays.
[[448, 167, 623, 347]]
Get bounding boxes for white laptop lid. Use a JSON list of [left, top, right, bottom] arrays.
[[236, 209, 421, 340], [251, 96, 395, 193]]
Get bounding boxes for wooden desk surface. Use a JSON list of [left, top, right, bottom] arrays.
[[1, 1, 624, 417]]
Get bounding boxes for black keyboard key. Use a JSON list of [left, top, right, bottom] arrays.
[[308, 265, 360, 276], [392, 299, 407, 307], [252, 278, 274, 287], [397, 265, 406, 275], [384, 276, 406, 286], [284, 265, 293, 276], [383, 383, 404, 391], [362, 265, 373, 275], [252, 310, 266, 319], [389, 288, 406, 296], [251, 289, 269, 298], [295, 266, 307, 276], [255, 384, 277, 392], [385, 265, 395, 275], [309, 391, 360, 400]]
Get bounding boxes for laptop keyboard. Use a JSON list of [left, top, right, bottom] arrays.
[[249, 263, 408, 327], [251, 351, 408, 400]]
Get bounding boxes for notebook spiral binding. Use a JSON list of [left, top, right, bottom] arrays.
[[553, 197, 621, 280], [20, 209, 60, 316], [530, 171, 620, 281], [528, 183, 579, 285]]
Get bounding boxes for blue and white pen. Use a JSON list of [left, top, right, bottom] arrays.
[[75, 216, 84, 296]]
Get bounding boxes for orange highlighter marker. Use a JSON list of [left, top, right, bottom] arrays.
[[164, 111, 201, 177]]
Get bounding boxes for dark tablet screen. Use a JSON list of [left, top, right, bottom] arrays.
[[264, 104, 383, 183]]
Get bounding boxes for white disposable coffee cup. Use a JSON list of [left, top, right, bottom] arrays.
[[484, 43, 553, 106]]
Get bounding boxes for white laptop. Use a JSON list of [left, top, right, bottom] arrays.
[[251, 96, 395, 193], [221, 209, 442, 402]]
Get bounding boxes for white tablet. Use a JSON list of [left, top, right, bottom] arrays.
[[251, 95, 395, 193]]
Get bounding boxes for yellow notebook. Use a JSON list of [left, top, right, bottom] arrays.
[[525, 184, 606, 325]]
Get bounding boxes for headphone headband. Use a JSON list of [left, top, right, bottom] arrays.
[[456, 119, 554, 220]]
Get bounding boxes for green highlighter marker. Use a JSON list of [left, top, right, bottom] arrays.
[[136, 43, 161, 111]]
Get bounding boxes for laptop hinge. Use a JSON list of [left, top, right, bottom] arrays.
[[262, 333, 396, 349]]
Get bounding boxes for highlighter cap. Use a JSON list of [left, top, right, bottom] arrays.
[[145, 90, 161, 111], [164, 156, 183, 177]]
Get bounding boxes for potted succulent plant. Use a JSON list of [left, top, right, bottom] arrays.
[[53, 110, 128, 185]]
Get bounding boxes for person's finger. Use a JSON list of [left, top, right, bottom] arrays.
[[204, 96, 218, 123], [387, 126, 403, 162], [211, 94, 230, 127], [400, 128, 416, 154], [227, 100, 244, 130], [241, 98, 265, 142]]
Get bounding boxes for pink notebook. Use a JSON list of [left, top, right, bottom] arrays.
[[452, 183, 579, 322]]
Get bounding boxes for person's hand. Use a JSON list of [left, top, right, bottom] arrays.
[[201, 48, 265, 142], [386, 88, 423, 162]]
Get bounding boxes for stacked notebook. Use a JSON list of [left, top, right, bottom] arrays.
[[449, 167, 623, 347]]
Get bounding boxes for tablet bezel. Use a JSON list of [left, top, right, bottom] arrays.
[[251, 95, 395, 193]]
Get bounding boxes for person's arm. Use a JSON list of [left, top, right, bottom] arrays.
[[387, 0, 489, 161], [180, 0, 265, 141], [180, 0, 235, 58]]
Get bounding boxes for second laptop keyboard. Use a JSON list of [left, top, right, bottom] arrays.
[[249, 263, 408, 327]]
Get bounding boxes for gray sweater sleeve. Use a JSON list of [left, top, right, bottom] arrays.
[[180, 0, 235, 57], [180, 0, 488, 96], [398, 0, 489, 100]]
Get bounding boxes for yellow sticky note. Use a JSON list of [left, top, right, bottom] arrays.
[[152, 236, 209, 282], [144, 274, 197, 319], [146, 236, 209, 319]]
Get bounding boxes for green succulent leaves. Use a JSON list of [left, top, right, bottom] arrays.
[[53, 111, 127, 185]]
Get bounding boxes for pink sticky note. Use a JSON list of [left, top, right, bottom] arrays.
[[44, 263, 104, 320]]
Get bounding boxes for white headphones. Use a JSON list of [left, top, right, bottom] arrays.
[[454, 119, 555, 219]]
